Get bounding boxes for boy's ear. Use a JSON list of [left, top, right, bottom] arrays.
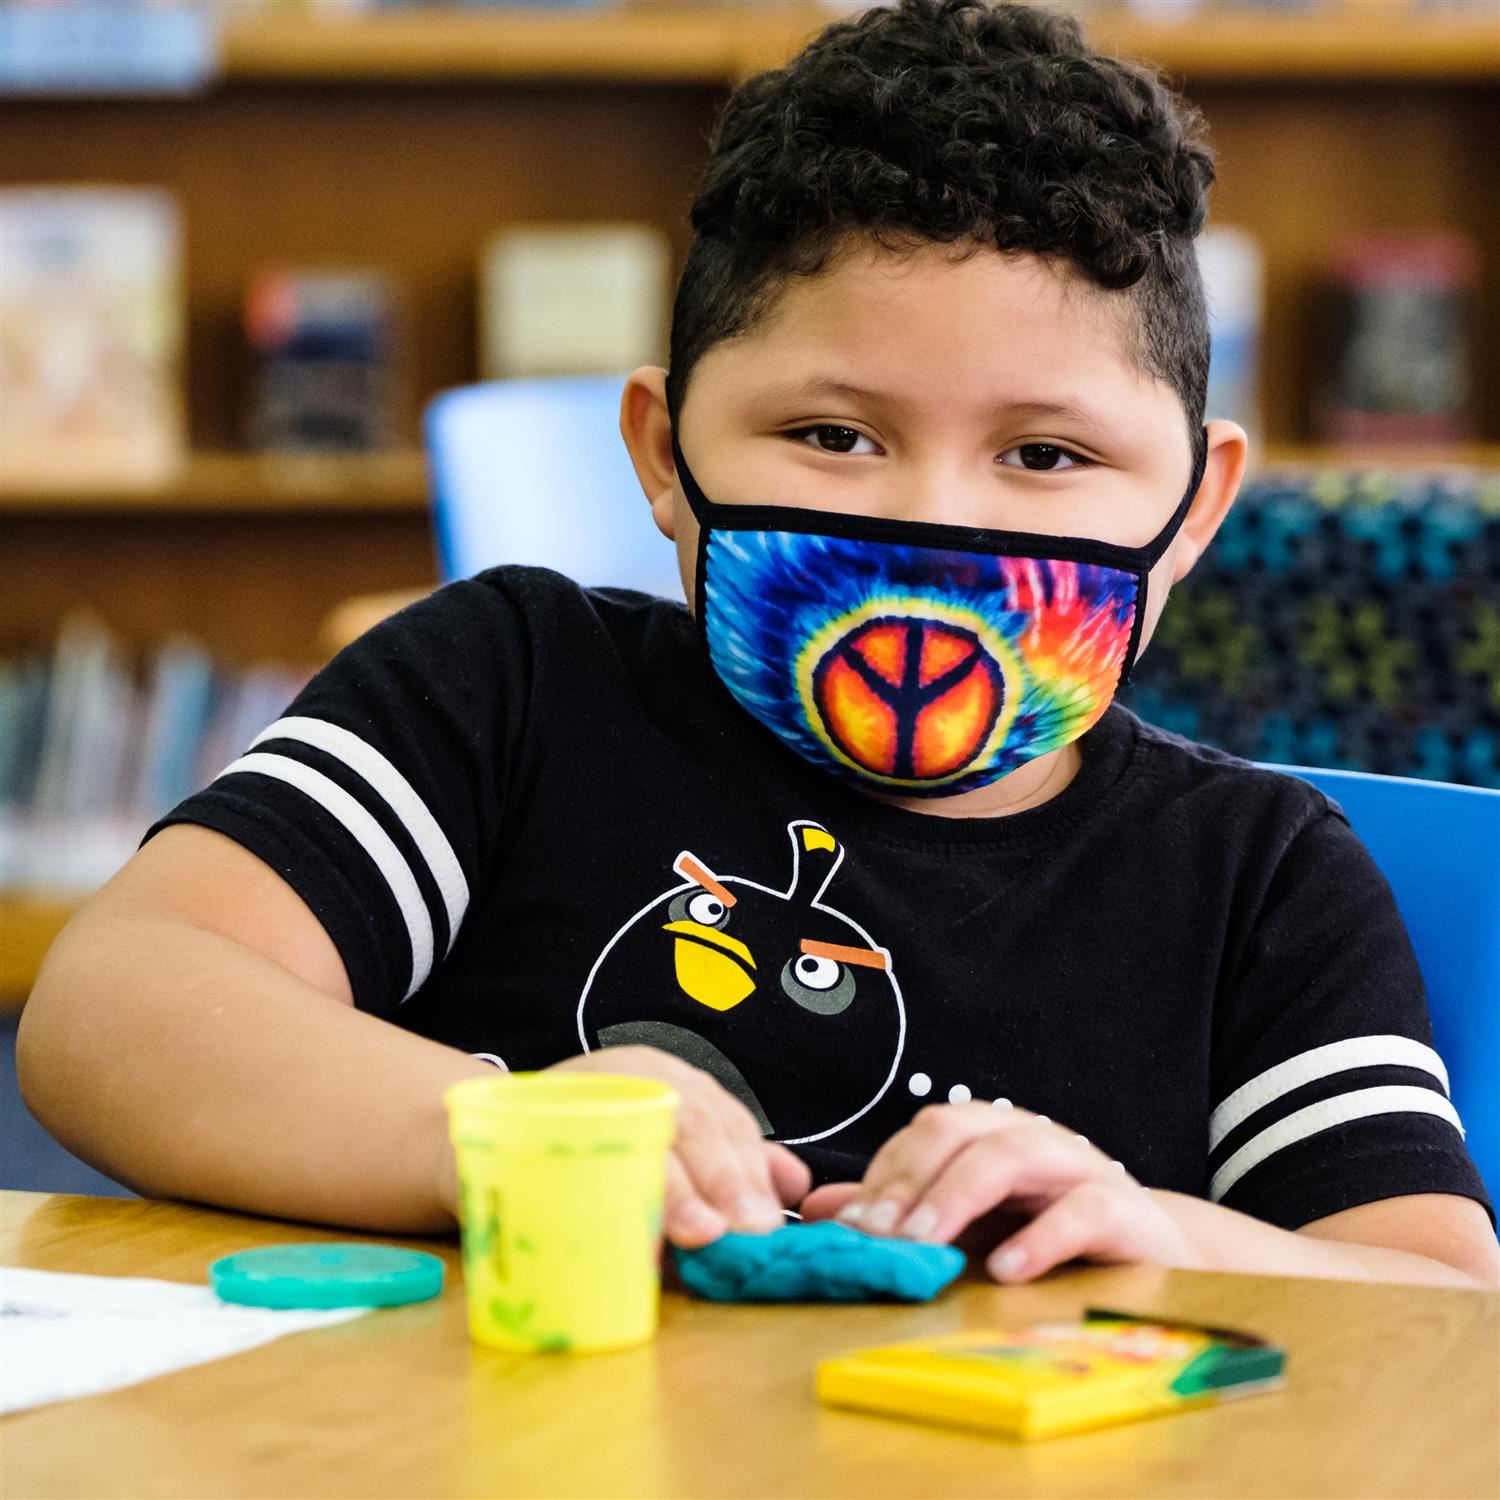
[[619, 366, 679, 541], [1169, 419, 1250, 585]]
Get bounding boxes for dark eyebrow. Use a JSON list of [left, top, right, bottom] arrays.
[[999, 398, 1118, 431], [756, 378, 890, 407], [757, 380, 1119, 437]]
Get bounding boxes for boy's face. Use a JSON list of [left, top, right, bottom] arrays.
[[623, 236, 1246, 663]]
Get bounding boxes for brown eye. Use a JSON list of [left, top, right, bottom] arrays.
[[1024, 445, 1063, 469], [1000, 443, 1087, 472], [791, 425, 877, 456]]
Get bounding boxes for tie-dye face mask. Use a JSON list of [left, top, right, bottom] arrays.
[[672, 428, 1208, 798]]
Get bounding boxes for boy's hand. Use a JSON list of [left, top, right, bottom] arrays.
[[547, 1046, 810, 1249], [799, 1102, 1201, 1282]]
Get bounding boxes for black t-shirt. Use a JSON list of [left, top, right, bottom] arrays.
[[148, 566, 1493, 1233]]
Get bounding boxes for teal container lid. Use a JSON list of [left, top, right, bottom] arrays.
[[209, 1244, 445, 1310]]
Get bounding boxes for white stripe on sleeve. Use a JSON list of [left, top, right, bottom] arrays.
[[1209, 1035, 1451, 1152], [249, 715, 469, 952], [1209, 1084, 1466, 1204], [219, 751, 433, 1001]]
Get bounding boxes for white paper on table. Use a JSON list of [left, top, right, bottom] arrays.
[[0, 1266, 370, 1416]]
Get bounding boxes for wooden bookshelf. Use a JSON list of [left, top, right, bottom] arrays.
[[0, 453, 430, 516], [4, 3, 1493, 479], [211, 6, 1500, 86], [219, 5, 756, 85], [1256, 442, 1500, 471], [1086, 10, 1500, 82]]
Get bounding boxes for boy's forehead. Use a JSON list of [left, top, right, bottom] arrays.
[[721, 238, 1159, 429], [780, 239, 1119, 344]]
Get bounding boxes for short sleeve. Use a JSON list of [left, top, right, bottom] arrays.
[[1209, 809, 1494, 1234], [143, 572, 533, 1016]]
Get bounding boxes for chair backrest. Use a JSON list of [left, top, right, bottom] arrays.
[[424, 376, 684, 598], [1259, 763, 1500, 1204]]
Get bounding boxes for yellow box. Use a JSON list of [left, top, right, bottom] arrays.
[[817, 1306, 1286, 1441]]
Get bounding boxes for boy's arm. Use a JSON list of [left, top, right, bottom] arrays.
[[799, 1104, 1499, 1289], [17, 824, 494, 1233], [1155, 1188, 1499, 1288], [19, 824, 801, 1238]]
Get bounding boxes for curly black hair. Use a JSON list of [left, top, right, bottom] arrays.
[[666, 0, 1217, 470]]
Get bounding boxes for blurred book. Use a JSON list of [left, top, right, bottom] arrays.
[[1121, 0, 1205, 17], [0, 187, 186, 491], [0, 3, 218, 96], [0, 618, 307, 895], [480, 223, 669, 379], [392, 1, 620, 7], [1197, 224, 1263, 451], [245, 268, 399, 453], [1313, 233, 1478, 447], [131, 637, 216, 818], [370, 1, 620, 7]]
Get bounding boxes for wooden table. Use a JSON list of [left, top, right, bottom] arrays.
[[3, 1191, 1496, 1500]]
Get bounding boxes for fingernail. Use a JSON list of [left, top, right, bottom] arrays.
[[990, 1246, 1028, 1281], [837, 1201, 866, 1224], [734, 1194, 783, 1230], [867, 1199, 902, 1235], [899, 1204, 940, 1241], [675, 1199, 721, 1236]]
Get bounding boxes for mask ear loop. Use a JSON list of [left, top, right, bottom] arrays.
[[670, 429, 713, 524], [670, 430, 715, 629], [1117, 426, 1211, 688]]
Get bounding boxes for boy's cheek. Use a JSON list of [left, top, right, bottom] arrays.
[[664, 501, 700, 608]]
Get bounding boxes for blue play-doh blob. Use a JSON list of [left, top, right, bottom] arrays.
[[672, 1220, 966, 1303]]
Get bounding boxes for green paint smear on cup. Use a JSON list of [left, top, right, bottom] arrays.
[[489, 1297, 572, 1352]]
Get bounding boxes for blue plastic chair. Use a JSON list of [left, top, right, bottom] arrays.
[[1259, 764, 1500, 1206], [424, 376, 684, 598]]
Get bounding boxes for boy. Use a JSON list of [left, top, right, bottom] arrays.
[[19, 0, 1496, 1288]]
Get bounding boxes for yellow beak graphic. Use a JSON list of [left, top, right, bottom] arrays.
[[661, 920, 756, 1012]]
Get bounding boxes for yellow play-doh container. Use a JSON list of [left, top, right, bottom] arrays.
[[443, 1072, 678, 1353]]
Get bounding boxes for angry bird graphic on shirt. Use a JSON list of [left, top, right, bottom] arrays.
[[576, 821, 905, 1144]]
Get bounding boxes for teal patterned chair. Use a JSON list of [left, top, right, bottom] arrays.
[[1122, 464, 1500, 787]]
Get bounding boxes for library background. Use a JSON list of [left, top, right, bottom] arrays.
[[2, 0, 1497, 1190]]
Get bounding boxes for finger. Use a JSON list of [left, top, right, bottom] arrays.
[[986, 1180, 1153, 1283], [560, 1047, 786, 1232], [896, 1125, 1119, 1245], [841, 1102, 1028, 1234], [708, 1089, 790, 1229], [672, 1084, 784, 1232], [692, 1071, 793, 1225], [661, 1150, 728, 1249], [799, 1183, 861, 1222], [765, 1142, 813, 1209]]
